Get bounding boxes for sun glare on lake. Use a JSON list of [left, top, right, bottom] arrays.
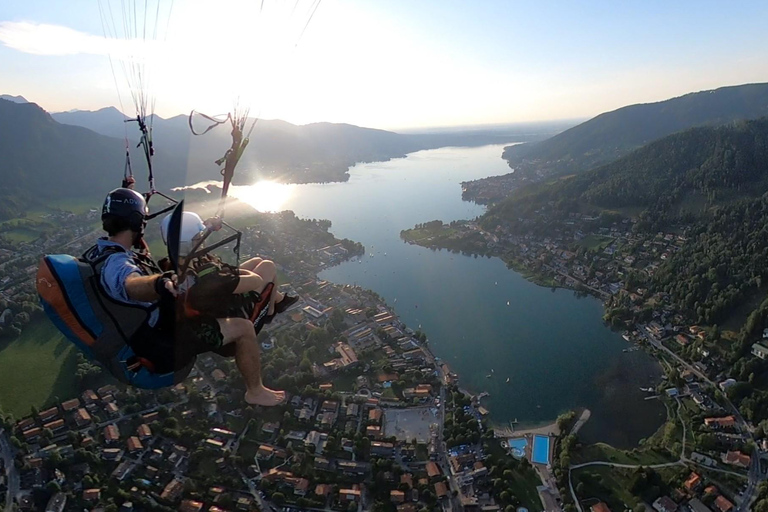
[[230, 180, 296, 213]]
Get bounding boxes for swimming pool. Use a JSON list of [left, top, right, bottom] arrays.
[[507, 437, 527, 458], [531, 435, 551, 465]]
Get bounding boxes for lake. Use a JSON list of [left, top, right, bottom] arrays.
[[226, 144, 666, 448]]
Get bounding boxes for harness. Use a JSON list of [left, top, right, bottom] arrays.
[[37, 244, 194, 389], [180, 254, 275, 331]]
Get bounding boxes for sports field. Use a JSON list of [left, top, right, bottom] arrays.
[[0, 320, 78, 418]]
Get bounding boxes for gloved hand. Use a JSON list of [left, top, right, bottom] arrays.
[[154, 271, 178, 299]]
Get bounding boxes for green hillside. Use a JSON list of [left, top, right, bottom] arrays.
[[503, 82, 768, 178]]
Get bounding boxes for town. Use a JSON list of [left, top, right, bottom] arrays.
[[400, 210, 768, 511], [0, 205, 548, 512]]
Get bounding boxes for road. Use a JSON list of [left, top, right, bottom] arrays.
[[639, 326, 764, 510], [570, 333, 764, 512], [0, 429, 18, 512]]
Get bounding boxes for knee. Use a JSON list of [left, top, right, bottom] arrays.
[[257, 260, 277, 278], [221, 317, 256, 343]]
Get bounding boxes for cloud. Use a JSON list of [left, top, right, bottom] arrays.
[[0, 21, 154, 58]]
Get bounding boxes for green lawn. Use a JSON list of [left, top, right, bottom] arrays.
[[572, 466, 639, 511], [571, 442, 675, 466], [0, 320, 78, 418], [578, 234, 614, 251]]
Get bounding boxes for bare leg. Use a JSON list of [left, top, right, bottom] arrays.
[[251, 260, 284, 315], [217, 318, 285, 406], [240, 257, 264, 272]]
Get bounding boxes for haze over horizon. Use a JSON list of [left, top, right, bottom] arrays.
[[2, 1, 768, 130]]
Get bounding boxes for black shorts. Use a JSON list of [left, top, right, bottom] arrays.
[[131, 316, 236, 374]]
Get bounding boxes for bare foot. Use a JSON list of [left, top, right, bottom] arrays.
[[245, 386, 286, 407]]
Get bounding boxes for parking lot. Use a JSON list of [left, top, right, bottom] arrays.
[[383, 407, 437, 443]]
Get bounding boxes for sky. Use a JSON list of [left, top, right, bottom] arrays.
[[1, 1, 768, 130]]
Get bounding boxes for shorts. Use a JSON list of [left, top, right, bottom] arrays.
[[131, 316, 236, 375], [176, 316, 228, 365]]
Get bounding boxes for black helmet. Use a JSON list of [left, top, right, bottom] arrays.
[[101, 188, 148, 234]]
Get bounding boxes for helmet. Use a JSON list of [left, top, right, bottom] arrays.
[[101, 188, 148, 234], [160, 211, 206, 255]]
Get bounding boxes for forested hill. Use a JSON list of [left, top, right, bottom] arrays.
[[502, 82, 768, 177], [487, 118, 768, 232], [0, 99, 188, 220]]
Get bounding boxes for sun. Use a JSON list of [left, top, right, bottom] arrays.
[[229, 180, 296, 213]]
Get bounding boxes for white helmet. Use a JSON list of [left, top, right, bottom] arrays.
[[160, 211, 206, 255]]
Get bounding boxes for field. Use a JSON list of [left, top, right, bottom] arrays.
[[570, 441, 675, 466], [0, 320, 78, 418], [577, 234, 614, 251]]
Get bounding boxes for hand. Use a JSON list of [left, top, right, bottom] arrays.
[[154, 271, 178, 298], [204, 216, 223, 232]]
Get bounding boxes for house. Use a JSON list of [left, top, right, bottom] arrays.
[[368, 408, 383, 423], [257, 445, 275, 459], [336, 460, 367, 477], [39, 407, 59, 423], [721, 451, 750, 468], [426, 461, 441, 479], [390, 490, 406, 503], [75, 408, 92, 427], [652, 496, 678, 512], [137, 424, 152, 440], [83, 489, 101, 502], [261, 422, 279, 435], [61, 398, 80, 412], [704, 416, 736, 429], [101, 448, 122, 461], [112, 461, 134, 482], [127, 437, 143, 452], [104, 424, 120, 443], [339, 488, 362, 502], [590, 504, 611, 512], [179, 500, 204, 512], [752, 343, 768, 360], [366, 425, 382, 438], [314, 456, 332, 471], [434, 482, 448, 500], [714, 496, 734, 512], [160, 478, 185, 502], [315, 484, 332, 498], [43, 419, 65, 434], [370, 441, 395, 457], [293, 478, 310, 496], [684, 472, 702, 492]]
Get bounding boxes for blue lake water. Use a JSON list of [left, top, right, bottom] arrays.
[[226, 144, 666, 448]]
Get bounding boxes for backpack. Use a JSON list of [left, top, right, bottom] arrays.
[[36, 245, 194, 389]]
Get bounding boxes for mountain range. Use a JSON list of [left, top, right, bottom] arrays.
[[502, 82, 768, 178], [0, 98, 555, 220], [50, 107, 554, 186]]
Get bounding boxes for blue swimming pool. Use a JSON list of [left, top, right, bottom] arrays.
[[507, 437, 527, 458], [532, 435, 551, 465]]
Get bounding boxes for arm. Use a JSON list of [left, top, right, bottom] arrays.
[[124, 273, 163, 302]]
